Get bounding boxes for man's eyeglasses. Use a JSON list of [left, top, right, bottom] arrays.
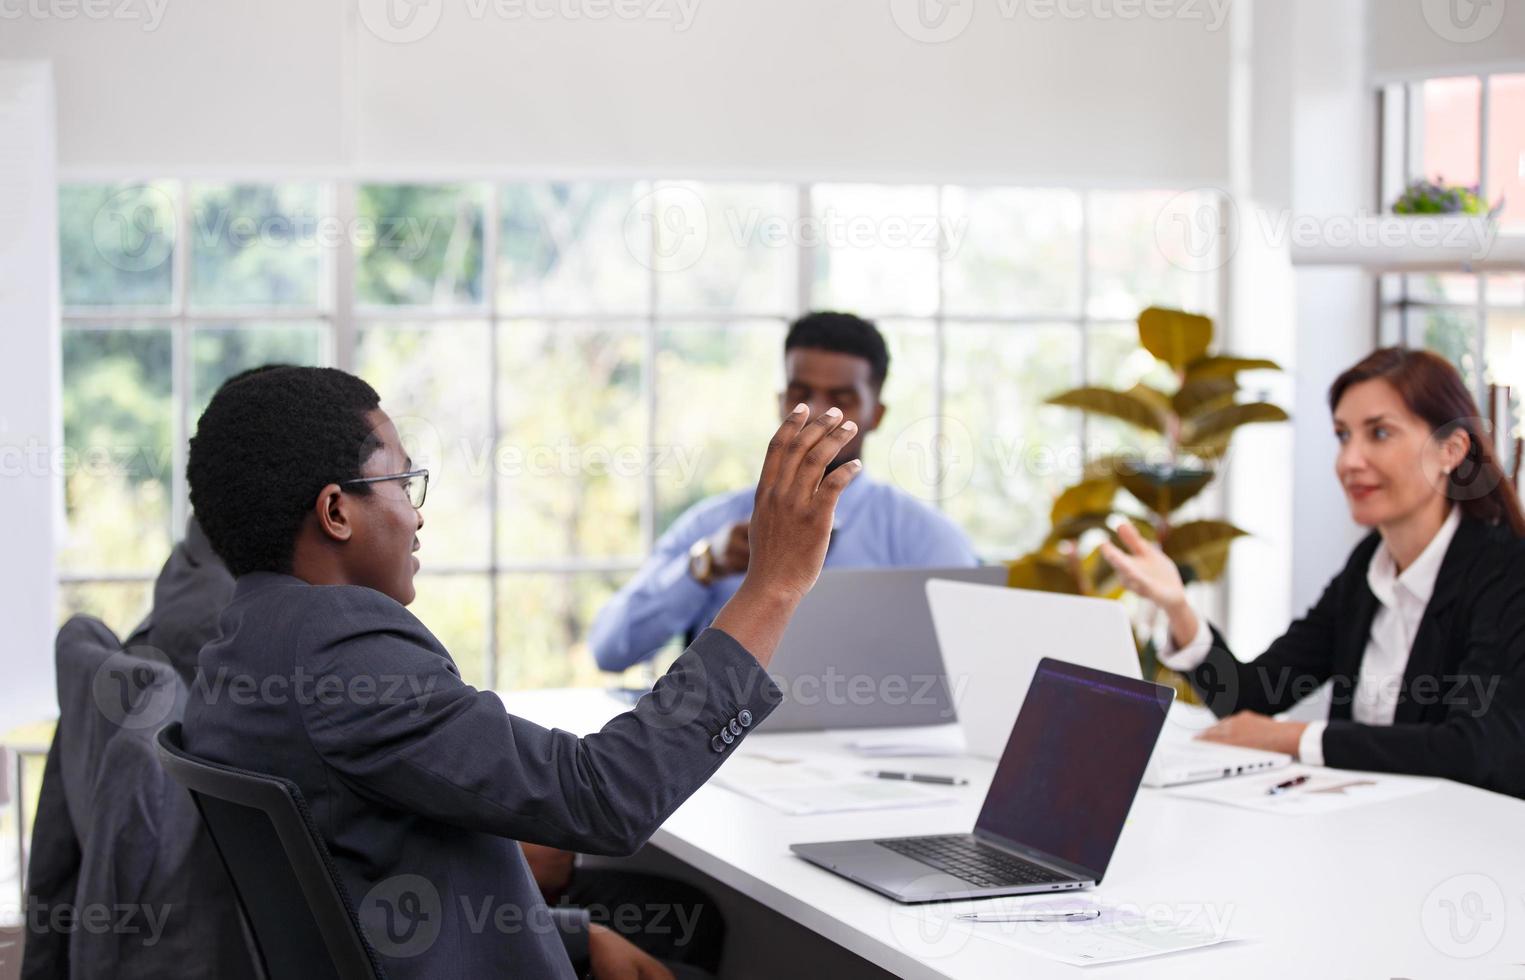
[[341, 468, 429, 509]]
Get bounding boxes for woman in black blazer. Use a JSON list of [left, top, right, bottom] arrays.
[[1103, 347, 1525, 798]]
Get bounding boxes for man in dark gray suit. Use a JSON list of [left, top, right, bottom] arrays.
[[180, 366, 861, 979]]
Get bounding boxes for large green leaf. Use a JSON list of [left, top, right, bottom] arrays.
[[1137, 307, 1212, 370], [1116, 462, 1214, 518], [1163, 519, 1248, 583], [1181, 401, 1289, 446], [1050, 477, 1118, 527], [1046, 387, 1167, 433], [1172, 377, 1237, 419], [1006, 554, 1083, 594], [1184, 355, 1282, 382]]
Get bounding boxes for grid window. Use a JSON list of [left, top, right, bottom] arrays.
[[1379, 74, 1525, 416], [58, 180, 1219, 689]]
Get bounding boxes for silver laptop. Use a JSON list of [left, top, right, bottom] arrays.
[[758, 566, 1007, 732], [791, 658, 1171, 903], [926, 580, 1291, 786]]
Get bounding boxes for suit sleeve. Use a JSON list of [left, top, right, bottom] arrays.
[[1320, 555, 1525, 797], [588, 500, 734, 672], [1188, 571, 1346, 718], [297, 589, 780, 855]]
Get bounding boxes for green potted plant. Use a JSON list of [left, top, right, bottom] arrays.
[[1006, 306, 1289, 695]]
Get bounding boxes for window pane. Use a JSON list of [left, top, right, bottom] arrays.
[[1419, 307, 1482, 395], [941, 324, 1081, 558], [650, 182, 796, 314], [1490, 274, 1525, 307], [942, 188, 1083, 317], [811, 184, 940, 317], [861, 319, 938, 501], [1088, 190, 1217, 320], [654, 320, 786, 530], [60, 327, 174, 573], [190, 323, 327, 421], [354, 322, 492, 566], [59, 581, 154, 640], [356, 184, 486, 308], [188, 183, 326, 308], [59, 183, 176, 307], [1417, 76, 1481, 190], [1489, 75, 1525, 230], [496, 572, 637, 690], [497, 321, 645, 561], [1486, 310, 1525, 388], [499, 182, 651, 314], [409, 574, 491, 689], [1407, 272, 1479, 305]]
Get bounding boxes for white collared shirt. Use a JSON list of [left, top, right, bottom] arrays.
[[1160, 507, 1461, 766]]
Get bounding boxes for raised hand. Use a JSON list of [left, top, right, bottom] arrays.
[[711, 404, 860, 665]]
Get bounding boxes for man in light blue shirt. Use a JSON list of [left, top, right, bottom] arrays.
[[592, 312, 979, 672]]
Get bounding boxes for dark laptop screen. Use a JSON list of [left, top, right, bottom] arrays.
[[974, 658, 1170, 879]]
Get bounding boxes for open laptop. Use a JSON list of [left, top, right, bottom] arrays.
[[759, 565, 1007, 732], [927, 580, 1291, 786], [791, 658, 1171, 902]]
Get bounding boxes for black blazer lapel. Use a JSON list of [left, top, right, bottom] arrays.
[[1395, 518, 1484, 723]]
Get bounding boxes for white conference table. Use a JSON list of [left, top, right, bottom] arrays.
[[499, 688, 1525, 980]]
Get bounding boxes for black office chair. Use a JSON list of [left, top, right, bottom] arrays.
[[155, 723, 386, 980]]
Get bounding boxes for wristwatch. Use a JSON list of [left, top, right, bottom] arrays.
[[688, 538, 720, 586]]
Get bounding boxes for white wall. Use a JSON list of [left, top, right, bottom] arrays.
[[0, 61, 62, 727], [1, 0, 1233, 184]]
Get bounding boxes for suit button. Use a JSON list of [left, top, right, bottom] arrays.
[[711, 735, 725, 753], [720, 728, 735, 745], [728, 718, 742, 736], [737, 709, 753, 728]]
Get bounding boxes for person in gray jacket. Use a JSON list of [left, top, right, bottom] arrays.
[[179, 366, 861, 979]]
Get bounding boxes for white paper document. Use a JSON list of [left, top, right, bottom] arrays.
[[710, 753, 957, 816], [901, 896, 1239, 967], [1164, 763, 1438, 814]]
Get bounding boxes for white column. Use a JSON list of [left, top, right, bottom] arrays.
[[0, 61, 62, 727]]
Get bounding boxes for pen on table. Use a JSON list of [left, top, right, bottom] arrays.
[[1266, 774, 1311, 796], [865, 770, 969, 786], [955, 909, 1101, 923]]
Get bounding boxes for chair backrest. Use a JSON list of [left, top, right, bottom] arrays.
[[155, 723, 385, 980]]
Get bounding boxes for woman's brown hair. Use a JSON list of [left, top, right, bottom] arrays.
[[1328, 347, 1525, 537]]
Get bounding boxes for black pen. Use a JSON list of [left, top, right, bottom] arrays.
[[1266, 774, 1311, 796], [865, 770, 969, 786]]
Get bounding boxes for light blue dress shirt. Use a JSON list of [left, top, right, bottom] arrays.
[[590, 472, 979, 671]]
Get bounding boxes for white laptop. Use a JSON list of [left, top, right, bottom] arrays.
[[926, 580, 1290, 787]]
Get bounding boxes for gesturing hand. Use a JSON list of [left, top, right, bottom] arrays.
[[587, 924, 674, 980], [1098, 521, 1201, 648], [711, 404, 860, 665]]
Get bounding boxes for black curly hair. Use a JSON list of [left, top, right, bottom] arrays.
[[187, 366, 384, 577], [784, 312, 890, 391]]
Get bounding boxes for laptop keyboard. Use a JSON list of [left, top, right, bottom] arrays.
[[878, 835, 1070, 889]]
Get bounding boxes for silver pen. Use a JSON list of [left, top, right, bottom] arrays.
[[955, 909, 1101, 923]]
